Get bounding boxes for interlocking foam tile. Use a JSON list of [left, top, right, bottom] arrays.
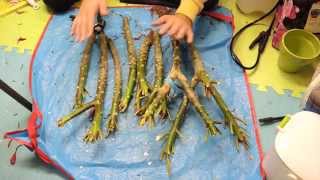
[[0, 0, 50, 54], [0, 46, 31, 101], [249, 84, 301, 150], [220, 0, 314, 98], [0, 0, 127, 54]]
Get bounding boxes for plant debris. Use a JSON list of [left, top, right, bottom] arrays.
[[17, 37, 26, 44]]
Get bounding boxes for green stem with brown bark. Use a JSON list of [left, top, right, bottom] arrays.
[[137, 31, 170, 124], [170, 41, 220, 136], [83, 33, 109, 143], [134, 32, 153, 113], [189, 44, 248, 149], [139, 84, 170, 127], [105, 38, 122, 136], [153, 31, 164, 89], [58, 32, 109, 143], [57, 101, 96, 127], [137, 32, 152, 96], [160, 95, 189, 176], [119, 17, 138, 112], [153, 31, 169, 119], [74, 35, 95, 108]]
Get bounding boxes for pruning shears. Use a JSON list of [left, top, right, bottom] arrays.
[[94, 14, 106, 34]]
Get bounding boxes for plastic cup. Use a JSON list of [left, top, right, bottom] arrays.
[[278, 29, 320, 73]]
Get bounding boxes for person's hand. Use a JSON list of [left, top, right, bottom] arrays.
[[71, 0, 108, 42], [152, 14, 193, 43]]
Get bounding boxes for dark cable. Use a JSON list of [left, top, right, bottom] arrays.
[[0, 79, 32, 112], [230, 0, 281, 70], [259, 116, 285, 125]]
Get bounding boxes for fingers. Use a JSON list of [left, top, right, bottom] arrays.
[[79, 16, 88, 41], [173, 26, 193, 43], [99, 1, 108, 16], [186, 29, 194, 44], [153, 15, 194, 43], [153, 16, 173, 35], [175, 27, 187, 40], [71, 17, 81, 41], [71, 17, 78, 36], [152, 15, 168, 26], [158, 20, 174, 35], [85, 16, 94, 40], [100, 8, 109, 16], [167, 24, 180, 36], [71, 13, 95, 42], [71, 0, 107, 42]]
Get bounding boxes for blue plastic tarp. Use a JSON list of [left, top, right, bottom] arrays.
[[8, 7, 263, 180]]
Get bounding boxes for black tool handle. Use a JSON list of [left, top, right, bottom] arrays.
[[0, 79, 32, 112]]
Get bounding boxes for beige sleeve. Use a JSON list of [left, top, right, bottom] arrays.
[[176, 0, 207, 22]]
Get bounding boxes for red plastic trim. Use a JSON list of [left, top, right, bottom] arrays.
[[202, 11, 235, 31], [3, 129, 33, 149], [243, 72, 265, 178], [5, 15, 74, 179]]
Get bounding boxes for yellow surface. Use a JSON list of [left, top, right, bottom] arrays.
[[0, 0, 50, 53], [220, 0, 313, 97], [0, 1, 28, 17], [74, 0, 127, 7], [176, 0, 204, 22], [0, 0, 125, 54], [105, 0, 126, 6]]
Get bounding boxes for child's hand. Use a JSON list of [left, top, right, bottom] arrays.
[[71, 0, 108, 42], [153, 14, 193, 43]]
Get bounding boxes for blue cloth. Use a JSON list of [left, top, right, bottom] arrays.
[[10, 7, 262, 180]]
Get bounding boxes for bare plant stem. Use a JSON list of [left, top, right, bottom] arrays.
[[105, 38, 122, 136], [153, 31, 169, 119], [160, 95, 188, 176], [189, 44, 248, 149], [83, 33, 108, 143], [119, 17, 138, 112], [170, 41, 220, 136], [57, 101, 96, 127], [74, 35, 95, 108], [137, 31, 169, 124], [57, 32, 109, 143], [137, 32, 152, 96], [139, 84, 170, 127], [135, 32, 152, 112], [153, 31, 164, 90], [139, 41, 220, 135]]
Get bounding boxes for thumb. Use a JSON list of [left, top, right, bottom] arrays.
[[99, 0, 108, 16]]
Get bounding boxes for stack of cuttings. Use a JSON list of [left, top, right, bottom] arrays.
[[56, 16, 249, 175]]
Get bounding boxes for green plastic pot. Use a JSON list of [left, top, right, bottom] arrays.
[[278, 29, 320, 73]]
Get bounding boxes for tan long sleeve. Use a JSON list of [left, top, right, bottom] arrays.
[[176, 0, 207, 22]]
